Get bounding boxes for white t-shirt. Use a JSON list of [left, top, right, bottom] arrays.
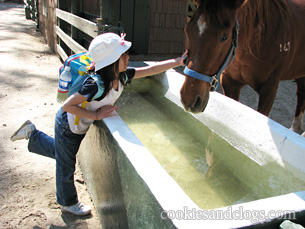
[[67, 80, 124, 134]]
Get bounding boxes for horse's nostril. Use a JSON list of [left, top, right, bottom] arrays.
[[194, 96, 202, 108]]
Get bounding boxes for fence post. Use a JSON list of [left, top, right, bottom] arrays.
[[25, 4, 31, 19], [30, 0, 35, 21], [100, 0, 111, 24], [98, 0, 104, 35], [34, 0, 39, 31], [96, 18, 103, 35]]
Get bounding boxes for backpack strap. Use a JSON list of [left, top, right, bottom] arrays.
[[120, 72, 129, 85], [74, 101, 88, 125], [74, 73, 104, 126], [90, 73, 105, 100]]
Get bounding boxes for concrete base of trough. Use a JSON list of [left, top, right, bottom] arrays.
[[78, 119, 176, 228], [77, 120, 128, 228]]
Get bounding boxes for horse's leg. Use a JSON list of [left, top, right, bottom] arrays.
[[291, 77, 305, 134], [221, 72, 244, 101], [257, 80, 279, 116]]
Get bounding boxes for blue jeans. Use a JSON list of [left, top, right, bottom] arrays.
[[28, 108, 86, 206]]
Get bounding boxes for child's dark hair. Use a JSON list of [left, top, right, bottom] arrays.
[[96, 59, 119, 96], [92, 58, 126, 96]]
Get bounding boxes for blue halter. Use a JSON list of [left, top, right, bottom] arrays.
[[184, 18, 239, 91]]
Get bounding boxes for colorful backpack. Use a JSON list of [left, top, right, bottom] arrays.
[[59, 51, 105, 100]]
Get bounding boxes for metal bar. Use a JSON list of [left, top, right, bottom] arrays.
[[96, 18, 103, 35]]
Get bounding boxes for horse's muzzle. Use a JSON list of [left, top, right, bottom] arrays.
[[180, 93, 209, 114]]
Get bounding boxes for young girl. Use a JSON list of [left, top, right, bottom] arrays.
[[10, 33, 187, 216]]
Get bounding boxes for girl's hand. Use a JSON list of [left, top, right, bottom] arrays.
[[133, 49, 189, 79], [96, 105, 118, 120], [176, 49, 189, 66]]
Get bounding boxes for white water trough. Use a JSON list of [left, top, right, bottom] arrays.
[[78, 62, 305, 228]]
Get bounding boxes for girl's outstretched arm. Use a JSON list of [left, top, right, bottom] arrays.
[[133, 50, 188, 79]]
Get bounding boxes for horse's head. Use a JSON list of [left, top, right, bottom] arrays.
[[180, 0, 247, 113]]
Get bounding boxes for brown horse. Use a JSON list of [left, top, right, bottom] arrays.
[[181, 0, 305, 134]]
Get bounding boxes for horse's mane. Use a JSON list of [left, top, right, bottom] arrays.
[[197, 0, 289, 54], [240, 0, 288, 54]]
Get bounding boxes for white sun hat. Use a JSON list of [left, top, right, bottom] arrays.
[[89, 32, 132, 71]]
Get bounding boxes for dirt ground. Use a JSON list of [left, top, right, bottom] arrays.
[[0, 2, 302, 229], [0, 3, 101, 228]]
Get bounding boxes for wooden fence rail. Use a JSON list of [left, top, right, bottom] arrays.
[[55, 8, 99, 61], [55, 8, 124, 61], [56, 9, 98, 38]]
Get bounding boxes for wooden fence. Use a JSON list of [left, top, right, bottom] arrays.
[[55, 8, 124, 61], [54, 0, 192, 61], [25, 0, 39, 31], [56, 8, 97, 60]]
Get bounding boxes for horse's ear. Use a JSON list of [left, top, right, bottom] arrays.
[[226, 0, 248, 10]]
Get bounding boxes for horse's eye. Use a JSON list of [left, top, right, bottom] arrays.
[[220, 34, 229, 42]]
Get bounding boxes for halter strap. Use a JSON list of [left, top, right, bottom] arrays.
[[184, 18, 239, 92], [184, 66, 220, 89]]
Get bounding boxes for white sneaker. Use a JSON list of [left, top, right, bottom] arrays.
[[60, 202, 91, 216], [10, 120, 35, 142]]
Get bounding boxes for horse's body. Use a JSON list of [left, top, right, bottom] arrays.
[[181, 0, 305, 134]]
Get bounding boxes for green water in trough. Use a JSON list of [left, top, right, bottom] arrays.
[[116, 77, 305, 209]]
